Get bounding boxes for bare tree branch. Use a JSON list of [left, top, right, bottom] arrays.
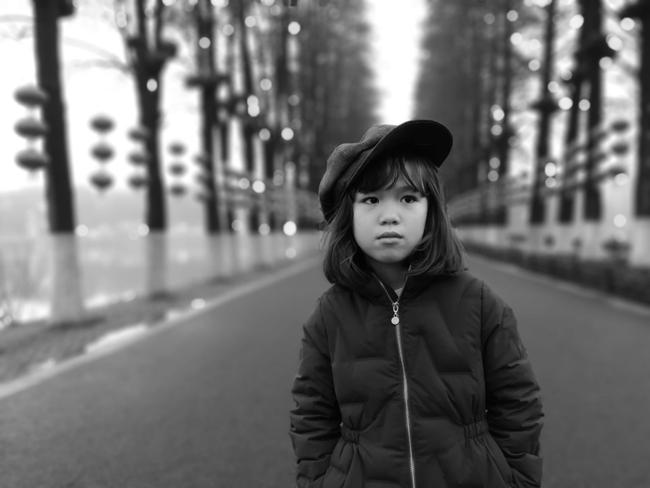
[[61, 36, 127, 69], [0, 25, 32, 40], [154, 0, 163, 46], [0, 14, 33, 40], [0, 15, 32, 23], [68, 58, 132, 74]]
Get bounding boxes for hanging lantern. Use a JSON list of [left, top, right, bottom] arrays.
[[169, 182, 187, 197], [592, 125, 609, 143], [530, 93, 558, 114], [15, 148, 49, 171], [594, 151, 608, 164], [217, 106, 230, 124], [125, 35, 142, 50], [128, 173, 148, 189], [168, 141, 186, 156], [90, 114, 115, 134], [14, 85, 49, 173], [610, 119, 630, 133], [611, 141, 630, 156], [127, 126, 150, 142], [91, 141, 115, 163], [159, 39, 177, 59], [128, 150, 149, 166], [168, 161, 187, 176], [14, 85, 48, 108], [193, 153, 209, 167], [185, 73, 202, 88], [608, 164, 627, 177], [14, 117, 48, 139], [195, 172, 210, 186], [90, 170, 113, 192], [185, 73, 220, 88]]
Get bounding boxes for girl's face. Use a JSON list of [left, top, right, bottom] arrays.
[[352, 174, 428, 269]]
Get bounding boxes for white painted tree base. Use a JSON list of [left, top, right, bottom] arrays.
[[552, 223, 580, 255], [629, 219, 650, 267], [146, 231, 168, 296], [50, 235, 84, 323], [575, 222, 607, 260], [483, 225, 502, 247], [1, 232, 322, 324]]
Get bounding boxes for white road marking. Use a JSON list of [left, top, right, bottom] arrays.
[[607, 297, 650, 317]]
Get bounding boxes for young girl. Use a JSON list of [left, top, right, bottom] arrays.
[[290, 120, 543, 488]]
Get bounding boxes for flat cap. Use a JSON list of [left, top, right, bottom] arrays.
[[318, 119, 453, 222]]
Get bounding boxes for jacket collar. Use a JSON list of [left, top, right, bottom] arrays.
[[341, 253, 462, 304]]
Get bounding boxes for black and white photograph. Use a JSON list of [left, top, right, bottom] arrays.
[[1, 0, 649, 487]]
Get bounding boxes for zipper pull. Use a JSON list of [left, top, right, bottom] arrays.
[[391, 302, 400, 325]]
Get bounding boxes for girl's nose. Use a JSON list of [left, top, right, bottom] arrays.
[[379, 205, 400, 225], [380, 216, 398, 225]]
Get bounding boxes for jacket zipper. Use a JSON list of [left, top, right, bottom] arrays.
[[376, 279, 416, 488]]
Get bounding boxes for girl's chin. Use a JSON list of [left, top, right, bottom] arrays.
[[367, 252, 411, 266]]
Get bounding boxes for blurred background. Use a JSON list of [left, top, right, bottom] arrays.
[[2, 0, 649, 322], [1, 1, 650, 487], [2, 0, 649, 325]]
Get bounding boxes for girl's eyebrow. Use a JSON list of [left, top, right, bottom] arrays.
[[356, 185, 421, 194], [392, 185, 421, 192]]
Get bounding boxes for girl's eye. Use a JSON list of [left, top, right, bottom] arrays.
[[361, 196, 378, 204], [402, 194, 420, 203]]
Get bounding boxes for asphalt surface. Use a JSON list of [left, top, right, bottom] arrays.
[[1, 255, 649, 488]]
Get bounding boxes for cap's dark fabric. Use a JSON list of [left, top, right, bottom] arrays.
[[318, 119, 453, 222]]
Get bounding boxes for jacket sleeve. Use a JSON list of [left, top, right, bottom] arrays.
[[289, 298, 341, 488], [481, 283, 544, 488]]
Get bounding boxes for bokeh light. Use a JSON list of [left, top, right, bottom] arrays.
[[283, 221, 297, 236]]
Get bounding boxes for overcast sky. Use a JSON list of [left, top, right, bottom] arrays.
[[366, 0, 426, 124]]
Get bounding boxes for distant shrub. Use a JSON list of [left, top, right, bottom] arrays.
[[462, 240, 650, 306]]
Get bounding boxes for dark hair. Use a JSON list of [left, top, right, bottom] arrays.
[[322, 153, 465, 286]]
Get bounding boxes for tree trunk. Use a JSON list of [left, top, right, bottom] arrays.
[[236, 0, 259, 233], [583, 0, 603, 221], [530, 0, 557, 225], [32, 0, 76, 233], [137, 75, 166, 231], [197, 0, 221, 234], [270, 6, 291, 231], [495, 0, 514, 225], [129, 0, 168, 232], [480, 9, 499, 224], [636, 7, 650, 217]]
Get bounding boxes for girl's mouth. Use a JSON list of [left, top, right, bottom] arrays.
[[378, 232, 403, 239]]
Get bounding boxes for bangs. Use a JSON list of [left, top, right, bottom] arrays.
[[351, 154, 433, 195]]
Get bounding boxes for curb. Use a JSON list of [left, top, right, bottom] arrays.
[[471, 253, 650, 318]]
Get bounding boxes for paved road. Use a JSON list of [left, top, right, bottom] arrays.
[[468, 256, 650, 488], [1, 255, 649, 488]]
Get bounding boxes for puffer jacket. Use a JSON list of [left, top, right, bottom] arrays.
[[289, 269, 543, 488]]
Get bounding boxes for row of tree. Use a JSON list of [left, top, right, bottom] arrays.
[[22, 0, 378, 234], [415, 0, 650, 226]]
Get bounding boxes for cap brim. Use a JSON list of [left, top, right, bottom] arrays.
[[346, 119, 453, 184]]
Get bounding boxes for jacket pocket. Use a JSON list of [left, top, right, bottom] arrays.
[[321, 437, 353, 488], [322, 462, 348, 488], [483, 435, 514, 488]]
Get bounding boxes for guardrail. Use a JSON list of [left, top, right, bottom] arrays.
[[0, 230, 322, 326]]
